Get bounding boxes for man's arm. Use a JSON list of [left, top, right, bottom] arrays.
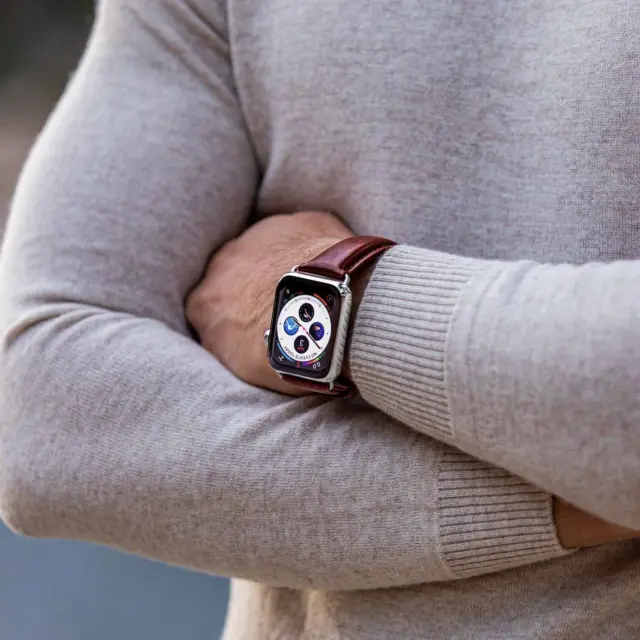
[[0, 0, 571, 589], [187, 213, 640, 558], [350, 245, 640, 529]]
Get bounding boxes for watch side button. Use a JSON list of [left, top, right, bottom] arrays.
[[264, 329, 271, 348]]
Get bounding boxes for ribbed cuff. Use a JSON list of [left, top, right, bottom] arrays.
[[350, 245, 483, 440], [438, 449, 570, 578]]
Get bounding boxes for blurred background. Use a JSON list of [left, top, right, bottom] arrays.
[[1, 2, 230, 638]]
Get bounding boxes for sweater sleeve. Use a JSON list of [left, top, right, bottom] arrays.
[[0, 0, 568, 589], [351, 244, 640, 530]]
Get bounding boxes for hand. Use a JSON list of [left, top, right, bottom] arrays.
[[554, 498, 640, 548], [186, 212, 353, 395]]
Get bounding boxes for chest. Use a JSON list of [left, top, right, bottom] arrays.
[[231, 0, 640, 262]]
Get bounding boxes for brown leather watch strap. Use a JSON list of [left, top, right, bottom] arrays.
[[281, 235, 396, 398], [297, 236, 397, 280], [281, 375, 355, 398]]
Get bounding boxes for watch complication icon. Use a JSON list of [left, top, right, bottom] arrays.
[[283, 316, 299, 335], [294, 336, 309, 354], [310, 322, 324, 341], [299, 303, 314, 323]]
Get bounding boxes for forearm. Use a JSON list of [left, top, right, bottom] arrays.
[[0, 304, 569, 587], [350, 245, 640, 528]]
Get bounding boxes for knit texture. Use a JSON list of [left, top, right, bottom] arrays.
[[351, 246, 483, 440], [2, 0, 640, 638], [437, 449, 564, 578]]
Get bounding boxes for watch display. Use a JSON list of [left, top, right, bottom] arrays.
[[267, 275, 343, 379]]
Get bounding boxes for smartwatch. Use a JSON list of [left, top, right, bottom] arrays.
[[263, 236, 396, 397]]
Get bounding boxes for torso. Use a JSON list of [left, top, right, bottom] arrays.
[[233, 0, 640, 263], [225, 1, 640, 637]]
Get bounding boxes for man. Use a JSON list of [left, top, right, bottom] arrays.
[[1, 0, 640, 638]]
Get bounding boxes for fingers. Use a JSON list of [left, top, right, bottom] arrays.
[[554, 498, 639, 549]]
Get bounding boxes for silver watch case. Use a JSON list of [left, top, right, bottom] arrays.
[[264, 268, 352, 389]]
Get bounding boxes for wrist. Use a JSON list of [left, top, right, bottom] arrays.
[[266, 233, 395, 397], [294, 235, 375, 384]]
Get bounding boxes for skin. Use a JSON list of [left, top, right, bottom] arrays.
[[186, 210, 638, 551], [187, 211, 355, 396]]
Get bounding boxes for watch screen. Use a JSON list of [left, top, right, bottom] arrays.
[[268, 275, 342, 379]]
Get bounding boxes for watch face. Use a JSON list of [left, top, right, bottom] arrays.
[[268, 275, 343, 379]]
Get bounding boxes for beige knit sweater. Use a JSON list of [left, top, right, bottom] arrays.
[[2, 0, 640, 637]]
